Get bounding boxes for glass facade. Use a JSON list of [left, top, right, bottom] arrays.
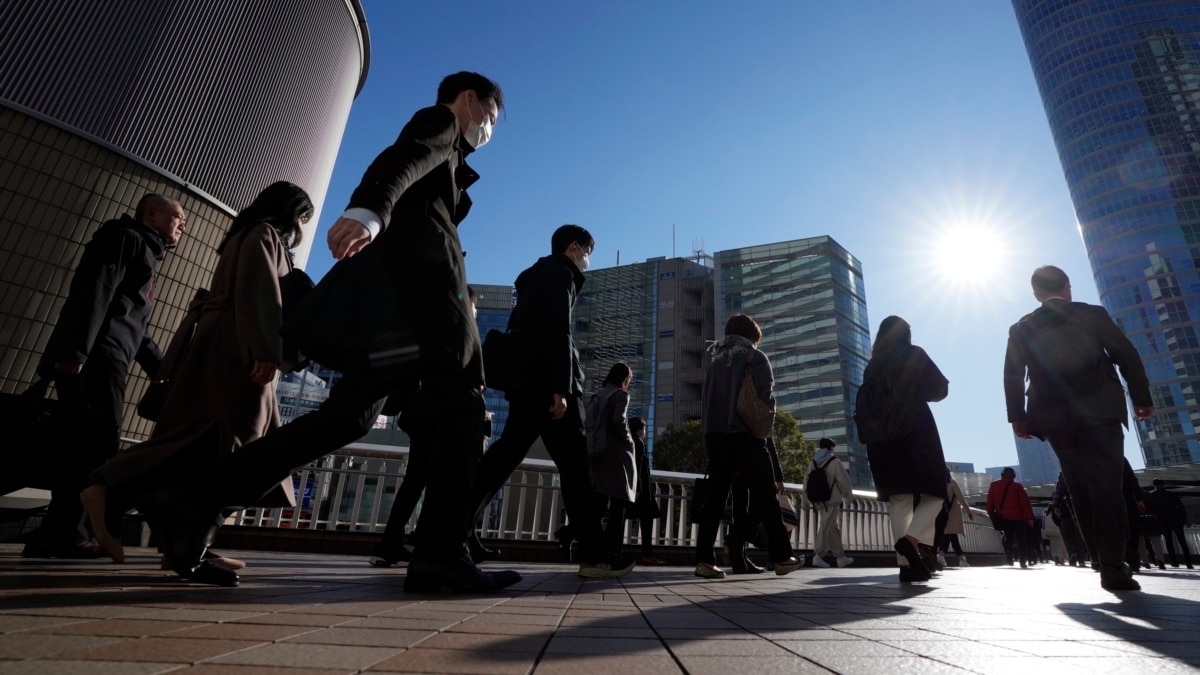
[[1013, 435, 1063, 486], [1013, 0, 1200, 467], [471, 283, 516, 439], [713, 237, 873, 487]]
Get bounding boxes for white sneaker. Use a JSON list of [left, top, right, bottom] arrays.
[[836, 555, 854, 568], [811, 554, 830, 568], [958, 556, 970, 568], [936, 553, 948, 568]]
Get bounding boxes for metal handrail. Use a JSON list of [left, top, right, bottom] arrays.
[[228, 445, 1007, 554]]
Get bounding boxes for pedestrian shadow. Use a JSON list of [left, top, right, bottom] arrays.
[[1056, 595, 1200, 662]]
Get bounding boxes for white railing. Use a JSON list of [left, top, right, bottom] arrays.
[[230, 445, 1006, 554]]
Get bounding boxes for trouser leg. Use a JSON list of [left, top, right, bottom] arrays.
[[380, 429, 431, 553], [906, 495, 942, 548], [933, 505, 949, 553], [42, 359, 125, 541], [889, 494, 915, 565], [696, 435, 739, 566], [639, 514, 654, 557], [189, 371, 391, 512], [1047, 418, 1126, 567], [541, 397, 606, 563], [408, 384, 486, 561], [467, 398, 543, 541]]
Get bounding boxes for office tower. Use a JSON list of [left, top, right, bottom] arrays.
[[472, 283, 516, 438], [1013, 435, 1063, 486], [713, 237, 873, 486], [0, 0, 368, 440], [1013, 0, 1200, 466], [574, 256, 715, 457]]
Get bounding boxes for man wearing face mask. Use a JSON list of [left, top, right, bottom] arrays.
[[467, 226, 636, 579], [141, 72, 522, 592]]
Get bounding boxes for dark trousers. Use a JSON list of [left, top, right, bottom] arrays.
[[1163, 524, 1194, 567], [639, 513, 654, 557], [378, 424, 432, 555], [468, 395, 606, 563], [695, 432, 792, 565], [186, 369, 486, 561], [1043, 416, 1127, 567], [40, 359, 126, 541], [1059, 510, 1084, 562], [941, 533, 964, 556], [1001, 520, 1031, 564], [933, 503, 949, 553], [595, 493, 630, 555]]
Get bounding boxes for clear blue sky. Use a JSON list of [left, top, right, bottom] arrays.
[[304, 1, 1146, 474]]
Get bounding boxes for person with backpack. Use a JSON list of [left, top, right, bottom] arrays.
[[587, 362, 638, 556], [1004, 265, 1153, 592], [805, 437, 853, 569], [856, 315, 949, 583]]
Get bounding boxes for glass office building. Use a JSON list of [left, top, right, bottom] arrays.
[[713, 237, 873, 486], [1013, 0, 1200, 466], [472, 283, 516, 439]]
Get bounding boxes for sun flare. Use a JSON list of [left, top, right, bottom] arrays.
[[932, 223, 1007, 287]]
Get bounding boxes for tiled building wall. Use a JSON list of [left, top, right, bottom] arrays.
[[0, 104, 233, 441]]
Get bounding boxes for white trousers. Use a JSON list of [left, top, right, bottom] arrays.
[[814, 503, 844, 557], [889, 493, 942, 564]]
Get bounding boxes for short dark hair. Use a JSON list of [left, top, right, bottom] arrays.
[[628, 416, 646, 434], [871, 315, 912, 357], [602, 361, 633, 387], [818, 437, 835, 449], [1002, 467, 1015, 477], [1031, 265, 1070, 294], [551, 224, 594, 255], [437, 71, 504, 113], [135, 193, 172, 223], [724, 314, 763, 344]]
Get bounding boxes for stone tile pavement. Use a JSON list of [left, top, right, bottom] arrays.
[[1, 543, 1198, 674]]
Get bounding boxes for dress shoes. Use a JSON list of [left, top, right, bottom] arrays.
[[899, 565, 931, 582], [468, 537, 501, 562], [176, 560, 239, 587], [403, 556, 522, 593], [773, 556, 802, 576], [1099, 564, 1141, 592], [894, 537, 931, 579]]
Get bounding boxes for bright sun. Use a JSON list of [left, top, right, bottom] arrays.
[[932, 223, 1007, 286]]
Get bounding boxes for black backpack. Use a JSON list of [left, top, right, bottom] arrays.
[[805, 457, 836, 503], [853, 372, 913, 444], [1018, 306, 1104, 401]]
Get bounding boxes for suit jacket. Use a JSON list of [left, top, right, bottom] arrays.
[[1004, 298, 1151, 433], [507, 254, 585, 400], [283, 105, 483, 391]]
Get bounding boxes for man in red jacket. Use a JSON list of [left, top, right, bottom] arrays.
[[987, 467, 1035, 568]]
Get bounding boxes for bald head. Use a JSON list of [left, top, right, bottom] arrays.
[[1031, 265, 1071, 302]]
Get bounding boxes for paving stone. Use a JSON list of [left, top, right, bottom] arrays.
[[56, 637, 262, 663], [544, 636, 667, 655], [667, 638, 794, 656], [533, 653, 682, 674], [167, 623, 321, 641], [0, 660, 180, 675], [369, 647, 536, 674], [32, 619, 206, 637], [414, 631, 548, 652], [207, 642, 400, 670], [0, 634, 124, 659], [282, 627, 434, 648]]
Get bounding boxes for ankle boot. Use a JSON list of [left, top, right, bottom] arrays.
[[727, 538, 748, 574]]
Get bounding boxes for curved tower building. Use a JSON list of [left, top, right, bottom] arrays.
[[0, 0, 368, 439], [1012, 0, 1200, 467]]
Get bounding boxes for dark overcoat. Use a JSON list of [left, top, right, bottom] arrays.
[[864, 345, 949, 501], [283, 105, 483, 397]]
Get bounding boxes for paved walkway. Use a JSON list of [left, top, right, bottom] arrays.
[[1, 544, 1198, 674]]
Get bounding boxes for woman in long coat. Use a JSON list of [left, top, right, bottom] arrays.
[[863, 315, 949, 582], [939, 475, 974, 567], [587, 362, 637, 556], [81, 182, 313, 564]]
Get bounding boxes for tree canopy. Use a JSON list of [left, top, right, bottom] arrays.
[[651, 411, 816, 483]]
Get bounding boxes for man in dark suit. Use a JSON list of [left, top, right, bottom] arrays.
[[147, 72, 521, 592], [1146, 479, 1194, 569], [1004, 265, 1153, 591], [468, 225, 635, 579], [22, 194, 185, 559]]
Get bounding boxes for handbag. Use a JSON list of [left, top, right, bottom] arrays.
[[138, 288, 209, 421], [482, 329, 525, 393], [989, 481, 1012, 531], [736, 350, 775, 439], [0, 378, 59, 494], [778, 493, 798, 532]]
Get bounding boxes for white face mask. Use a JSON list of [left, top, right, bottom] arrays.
[[464, 98, 492, 149], [575, 251, 590, 273]]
